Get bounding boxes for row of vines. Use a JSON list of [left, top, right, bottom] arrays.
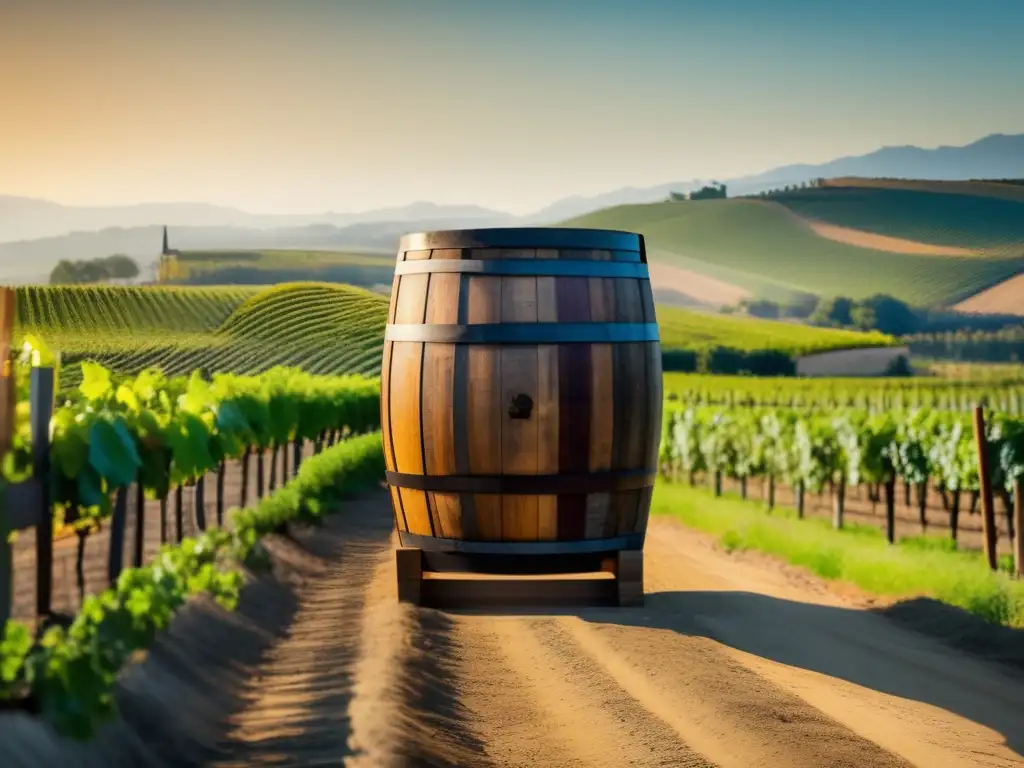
[[664, 374, 1024, 415], [659, 404, 1024, 544], [4, 353, 380, 524], [0, 341, 385, 738]]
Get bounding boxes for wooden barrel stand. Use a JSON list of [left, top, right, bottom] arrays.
[[382, 227, 661, 609], [395, 546, 643, 609]]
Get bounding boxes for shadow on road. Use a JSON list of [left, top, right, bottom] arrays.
[[458, 588, 1024, 761]]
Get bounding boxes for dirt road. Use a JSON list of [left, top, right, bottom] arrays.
[[5, 490, 1024, 767]]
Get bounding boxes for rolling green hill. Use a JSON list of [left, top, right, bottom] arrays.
[[763, 186, 1024, 251], [14, 283, 388, 387], [559, 189, 1024, 308], [167, 248, 396, 290]]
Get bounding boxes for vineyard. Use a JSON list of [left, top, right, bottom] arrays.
[[561, 197, 1024, 307], [660, 402, 1023, 565], [664, 372, 1024, 415], [14, 283, 389, 388], [10, 282, 902, 389], [3, 284, 1024, 757], [907, 324, 1024, 364], [0, 346, 385, 738]]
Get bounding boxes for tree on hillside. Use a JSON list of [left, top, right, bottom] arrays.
[[782, 295, 818, 319], [850, 304, 877, 331], [49, 254, 140, 284], [101, 254, 140, 279], [858, 294, 919, 336], [810, 296, 854, 327], [689, 183, 727, 200], [739, 299, 781, 319]]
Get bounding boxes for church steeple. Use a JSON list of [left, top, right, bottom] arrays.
[[162, 225, 169, 254]]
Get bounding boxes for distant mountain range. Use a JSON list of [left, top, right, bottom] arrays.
[[527, 132, 1024, 221], [0, 196, 514, 245], [2, 131, 1023, 280]]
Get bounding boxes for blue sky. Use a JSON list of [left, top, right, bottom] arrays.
[[2, 0, 1022, 214]]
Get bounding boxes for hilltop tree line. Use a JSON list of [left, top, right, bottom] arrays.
[[756, 178, 826, 197], [668, 183, 728, 201], [732, 294, 918, 337], [49, 255, 140, 285]]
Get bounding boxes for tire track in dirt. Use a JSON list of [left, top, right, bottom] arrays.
[[212, 507, 393, 765], [448, 613, 712, 767], [215, 494, 488, 768], [636, 517, 1024, 768], [438, 516, 1024, 767]]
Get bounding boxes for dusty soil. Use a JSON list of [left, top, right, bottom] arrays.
[[4, 491, 1024, 767], [646, 260, 751, 308], [801, 220, 978, 256], [953, 273, 1024, 316]]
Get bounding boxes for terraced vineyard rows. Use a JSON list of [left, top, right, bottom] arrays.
[[12, 283, 388, 388], [16, 285, 256, 335], [218, 283, 387, 375]]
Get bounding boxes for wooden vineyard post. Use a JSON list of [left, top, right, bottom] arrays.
[[194, 475, 206, 531], [0, 287, 15, 626], [884, 476, 896, 545], [256, 450, 265, 499], [1014, 478, 1023, 578], [971, 406, 999, 572], [240, 447, 251, 507], [133, 483, 146, 567], [108, 486, 128, 584], [31, 366, 55, 616], [832, 476, 846, 530], [216, 461, 226, 526], [175, 484, 184, 542]]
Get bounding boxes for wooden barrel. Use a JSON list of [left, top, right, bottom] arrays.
[[380, 227, 662, 558]]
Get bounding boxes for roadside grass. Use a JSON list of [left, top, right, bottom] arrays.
[[651, 482, 1024, 628]]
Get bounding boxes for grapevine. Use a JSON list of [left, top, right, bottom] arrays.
[[661, 404, 1022, 501], [0, 431, 385, 740]]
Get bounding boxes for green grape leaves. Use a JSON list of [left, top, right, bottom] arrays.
[[88, 417, 142, 489], [661, 403, 1023, 496], [0, 429, 385, 741], [14, 363, 381, 519]]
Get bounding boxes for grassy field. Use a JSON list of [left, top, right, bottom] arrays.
[[560, 191, 1024, 308], [652, 483, 1024, 628], [820, 176, 1024, 203], [167, 248, 396, 289], [12, 282, 896, 388]]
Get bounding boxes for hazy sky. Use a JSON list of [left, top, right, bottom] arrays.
[[3, 0, 1023, 215]]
